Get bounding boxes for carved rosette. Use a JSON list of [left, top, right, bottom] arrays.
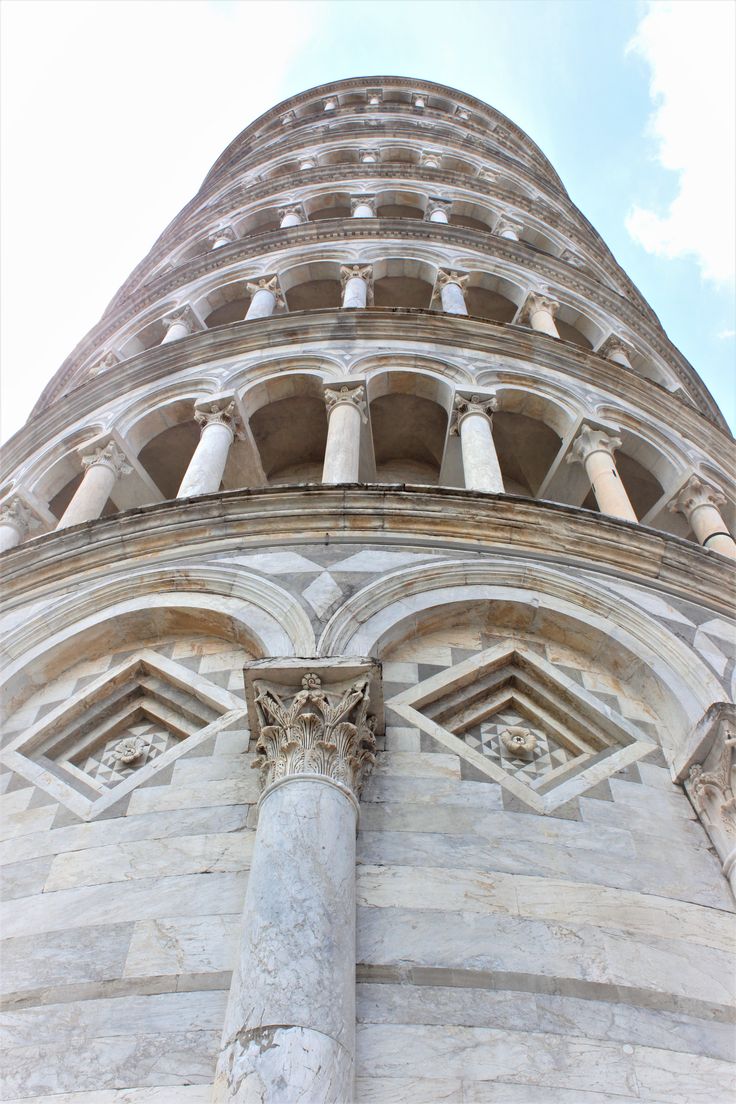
[[81, 441, 132, 477], [252, 672, 377, 797], [324, 384, 368, 423], [450, 392, 497, 435]]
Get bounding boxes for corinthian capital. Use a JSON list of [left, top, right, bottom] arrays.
[[340, 263, 373, 288], [425, 197, 452, 220], [324, 383, 368, 422], [450, 391, 498, 435], [684, 704, 736, 883], [81, 441, 132, 477], [162, 305, 201, 336], [518, 291, 560, 325], [0, 497, 41, 538], [669, 474, 727, 517], [194, 397, 243, 438], [350, 194, 376, 216], [250, 667, 379, 798], [436, 268, 469, 291], [567, 426, 622, 466], [246, 274, 285, 307], [207, 225, 237, 247]]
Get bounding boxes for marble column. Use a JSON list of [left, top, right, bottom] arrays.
[[279, 205, 304, 228], [434, 270, 469, 315], [567, 426, 637, 523], [520, 292, 560, 338], [0, 498, 40, 552], [57, 442, 132, 529], [208, 226, 237, 250], [340, 264, 373, 309], [161, 306, 199, 345], [426, 198, 451, 224], [599, 335, 634, 370], [451, 393, 504, 493], [322, 384, 367, 482], [245, 276, 284, 320], [684, 704, 736, 895], [177, 399, 241, 498], [669, 475, 736, 558], [213, 663, 379, 1104], [495, 218, 522, 241], [350, 195, 376, 219]]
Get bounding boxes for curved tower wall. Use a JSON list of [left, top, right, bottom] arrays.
[[1, 77, 734, 1102]]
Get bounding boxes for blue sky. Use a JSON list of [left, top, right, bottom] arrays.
[[1, 0, 734, 440]]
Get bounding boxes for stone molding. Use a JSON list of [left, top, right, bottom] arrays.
[[245, 659, 381, 798], [324, 383, 368, 422], [80, 440, 132, 477], [450, 391, 498, 435]]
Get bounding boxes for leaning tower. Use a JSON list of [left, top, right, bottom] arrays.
[[1, 76, 734, 1102]]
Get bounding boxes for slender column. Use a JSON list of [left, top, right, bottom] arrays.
[[245, 276, 284, 320], [213, 664, 378, 1104], [426, 198, 451, 224], [322, 384, 367, 482], [685, 704, 736, 895], [177, 399, 242, 498], [57, 442, 132, 529], [599, 335, 634, 370], [451, 393, 504, 493], [208, 226, 237, 250], [161, 305, 199, 345], [669, 475, 736, 558], [567, 426, 637, 522], [340, 264, 373, 309], [519, 292, 560, 338], [495, 218, 522, 241], [434, 269, 469, 315], [0, 498, 41, 552], [350, 195, 376, 219], [278, 205, 304, 228]]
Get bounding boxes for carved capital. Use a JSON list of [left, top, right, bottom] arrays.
[[278, 204, 305, 224], [323, 96, 338, 112], [359, 148, 379, 163], [519, 292, 559, 325], [559, 248, 587, 269], [494, 218, 523, 238], [194, 398, 243, 438], [298, 157, 316, 170], [567, 426, 622, 466], [280, 111, 295, 126], [454, 106, 471, 121], [599, 335, 634, 363], [90, 351, 120, 377], [246, 275, 285, 308], [420, 150, 442, 168], [207, 225, 237, 247], [250, 668, 378, 797], [80, 441, 132, 477], [162, 305, 200, 335], [412, 94, 426, 109], [685, 705, 736, 880], [366, 88, 383, 105], [450, 391, 497, 435], [350, 194, 376, 215], [425, 197, 452, 220], [669, 474, 727, 518], [324, 383, 368, 423], [436, 268, 469, 291], [0, 497, 41, 537], [340, 263, 373, 288]]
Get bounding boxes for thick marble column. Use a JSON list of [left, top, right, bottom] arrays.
[[177, 399, 242, 498], [0, 498, 40, 552], [434, 269, 469, 315], [426, 198, 451, 224], [245, 276, 284, 320], [519, 292, 560, 338], [599, 335, 634, 370], [322, 384, 367, 482], [213, 662, 379, 1104], [161, 306, 199, 345], [279, 205, 304, 228], [340, 264, 373, 309], [57, 442, 132, 529], [451, 393, 504, 493], [669, 475, 736, 558], [567, 426, 637, 522], [350, 195, 376, 219], [495, 218, 522, 241], [684, 704, 736, 894], [208, 226, 237, 250]]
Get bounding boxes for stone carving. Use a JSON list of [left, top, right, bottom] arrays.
[[567, 426, 622, 466], [669, 474, 727, 517], [112, 735, 147, 765], [252, 671, 377, 795], [425, 197, 452, 220], [194, 399, 243, 437], [81, 441, 132, 477], [324, 384, 368, 422], [90, 351, 119, 376], [207, 226, 236, 247], [420, 150, 442, 168], [359, 148, 379, 163], [688, 733, 736, 835], [518, 291, 560, 325], [501, 725, 538, 760], [245, 274, 285, 308], [684, 705, 736, 891], [0, 497, 41, 538], [350, 194, 376, 215], [162, 304, 200, 335], [450, 392, 497, 435], [436, 268, 469, 291]]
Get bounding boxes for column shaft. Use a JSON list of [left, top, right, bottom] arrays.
[[161, 319, 190, 344], [323, 402, 362, 482], [246, 289, 277, 319], [0, 522, 23, 552], [177, 421, 234, 498], [440, 281, 467, 315], [213, 778, 357, 1103], [690, 504, 736, 558], [584, 450, 637, 522], [528, 305, 559, 337], [57, 463, 118, 529], [342, 276, 368, 309], [460, 413, 504, 493]]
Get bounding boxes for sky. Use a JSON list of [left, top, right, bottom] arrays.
[[1, 0, 734, 443]]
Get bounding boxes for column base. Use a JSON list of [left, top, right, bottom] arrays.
[[214, 1025, 354, 1104]]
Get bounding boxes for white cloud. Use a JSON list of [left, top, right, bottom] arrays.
[[0, 0, 322, 441], [717, 329, 736, 340], [625, 1, 735, 286]]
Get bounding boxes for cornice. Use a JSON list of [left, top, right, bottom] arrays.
[[0, 486, 730, 619], [7, 310, 731, 476], [34, 221, 717, 420]]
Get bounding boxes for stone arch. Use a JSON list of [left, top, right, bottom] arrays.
[[279, 260, 342, 311], [366, 369, 452, 484], [491, 385, 577, 496], [374, 189, 427, 219], [465, 271, 526, 322], [371, 257, 437, 308], [304, 191, 352, 221], [241, 371, 329, 484]]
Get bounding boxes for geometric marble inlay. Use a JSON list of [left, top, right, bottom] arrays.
[[388, 643, 656, 813], [0, 650, 247, 820]]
